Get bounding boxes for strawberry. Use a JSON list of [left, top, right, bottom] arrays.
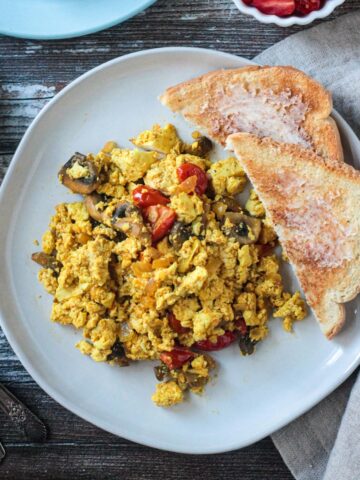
[[252, 0, 296, 16], [295, 0, 321, 14]]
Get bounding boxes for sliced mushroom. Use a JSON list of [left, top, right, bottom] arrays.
[[112, 202, 136, 219], [59, 152, 100, 194], [112, 202, 138, 232], [213, 196, 242, 220], [222, 196, 242, 213], [239, 336, 257, 356], [222, 212, 261, 245], [183, 372, 208, 389], [112, 202, 151, 243], [168, 221, 193, 249], [107, 340, 129, 366], [184, 136, 213, 158], [31, 252, 61, 273], [84, 193, 107, 223], [154, 364, 170, 381]]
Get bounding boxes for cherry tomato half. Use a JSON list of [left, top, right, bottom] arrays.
[[160, 347, 194, 370], [143, 205, 177, 243], [176, 163, 208, 195], [193, 331, 237, 351], [167, 311, 190, 334], [132, 185, 169, 208]]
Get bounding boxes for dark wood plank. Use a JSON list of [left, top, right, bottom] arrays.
[[1, 0, 359, 477], [0, 155, 11, 184], [0, 439, 292, 480]]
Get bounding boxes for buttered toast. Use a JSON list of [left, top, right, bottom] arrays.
[[227, 133, 360, 338], [160, 66, 343, 162]]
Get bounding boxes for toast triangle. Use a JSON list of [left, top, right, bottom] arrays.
[[227, 133, 360, 338], [160, 66, 343, 162]]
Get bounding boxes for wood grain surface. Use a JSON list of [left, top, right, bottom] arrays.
[[1, 0, 359, 478]]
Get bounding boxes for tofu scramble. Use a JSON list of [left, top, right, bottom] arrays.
[[32, 124, 307, 408]]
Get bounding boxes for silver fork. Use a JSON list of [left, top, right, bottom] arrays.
[[0, 441, 5, 463], [0, 383, 47, 443]]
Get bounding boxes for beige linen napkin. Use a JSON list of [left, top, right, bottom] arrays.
[[254, 11, 360, 480]]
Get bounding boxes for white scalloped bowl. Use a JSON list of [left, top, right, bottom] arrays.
[[232, 0, 345, 27]]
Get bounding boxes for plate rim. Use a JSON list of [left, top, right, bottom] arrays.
[[0, 0, 157, 40], [1, 46, 360, 454]]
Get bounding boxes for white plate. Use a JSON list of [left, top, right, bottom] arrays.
[[0, 47, 359, 454]]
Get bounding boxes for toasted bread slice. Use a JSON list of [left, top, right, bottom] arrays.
[[160, 66, 343, 162], [227, 133, 360, 339]]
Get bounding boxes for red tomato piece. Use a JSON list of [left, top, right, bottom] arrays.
[[160, 347, 194, 370], [252, 0, 295, 16], [295, 0, 321, 14], [176, 163, 208, 195], [235, 317, 248, 337], [132, 185, 169, 208], [194, 331, 237, 351], [167, 311, 189, 334], [143, 205, 176, 243], [242, 0, 253, 4]]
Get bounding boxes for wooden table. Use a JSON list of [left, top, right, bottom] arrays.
[[1, 0, 359, 478]]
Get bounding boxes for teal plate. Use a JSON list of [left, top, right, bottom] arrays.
[[0, 0, 157, 40]]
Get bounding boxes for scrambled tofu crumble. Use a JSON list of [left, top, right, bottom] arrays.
[[32, 124, 307, 408]]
